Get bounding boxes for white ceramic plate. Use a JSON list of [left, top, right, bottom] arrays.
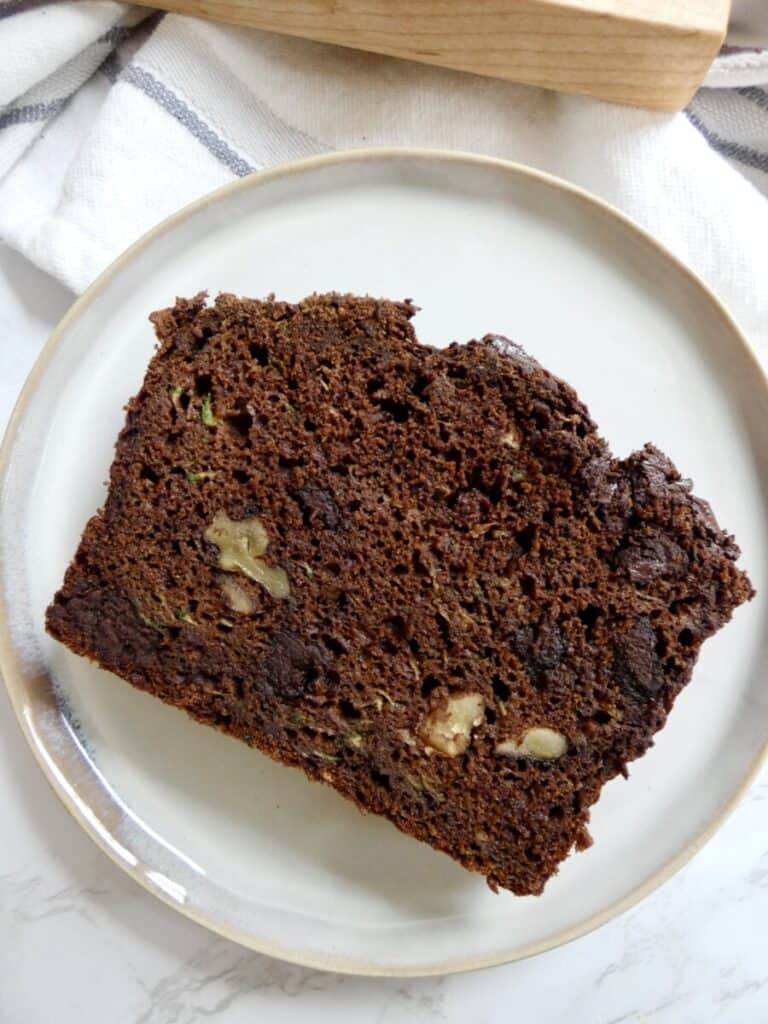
[[2, 150, 767, 977]]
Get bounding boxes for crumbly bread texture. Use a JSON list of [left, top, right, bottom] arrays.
[[46, 292, 754, 894]]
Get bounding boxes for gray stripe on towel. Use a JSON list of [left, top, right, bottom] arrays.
[[101, 57, 255, 177], [0, 0, 51, 19], [736, 85, 768, 111], [686, 108, 768, 176], [97, 24, 140, 47], [0, 96, 66, 130]]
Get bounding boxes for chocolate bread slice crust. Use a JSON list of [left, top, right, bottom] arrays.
[[46, 292, 754, 895]]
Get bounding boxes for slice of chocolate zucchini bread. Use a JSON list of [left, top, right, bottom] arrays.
[[46, 292, 754, 895]]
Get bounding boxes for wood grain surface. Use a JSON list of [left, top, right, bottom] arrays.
[[132, 0, 731, 109]]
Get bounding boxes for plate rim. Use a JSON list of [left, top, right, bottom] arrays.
[[1, 146, 767, 977]]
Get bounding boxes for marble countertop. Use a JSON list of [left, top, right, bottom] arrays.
[[2, 242, 766, 1024]]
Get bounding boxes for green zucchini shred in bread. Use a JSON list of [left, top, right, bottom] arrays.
[[46, 292, 754, 894]]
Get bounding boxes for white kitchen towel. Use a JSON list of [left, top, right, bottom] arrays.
[[0, 2, 767, 364]]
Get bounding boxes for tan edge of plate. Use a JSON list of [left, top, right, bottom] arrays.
[[1, 147, 767, 978]]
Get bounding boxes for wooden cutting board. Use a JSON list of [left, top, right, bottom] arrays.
[[133, 0, 731, 110]]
